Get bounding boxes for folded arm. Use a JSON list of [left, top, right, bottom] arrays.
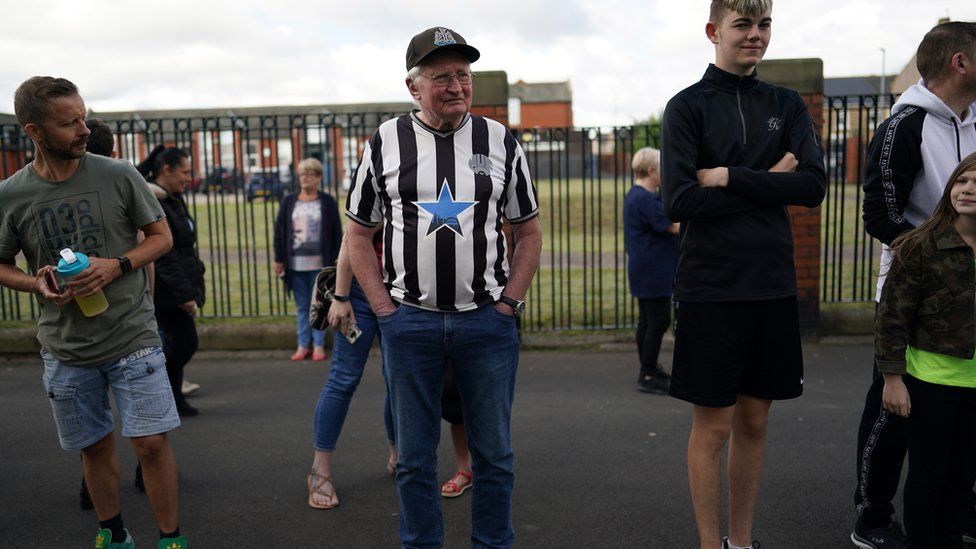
[[660, 97, 761, 222], [719, 98, 827, 207]]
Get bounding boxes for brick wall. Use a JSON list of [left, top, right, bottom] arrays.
[[517, 102, 573, 128], [844, 135, 868, 184], [471, 105, 509, 127], [2, 150, 22, 178], [793, 91, 824, 336], [760, 58, 825, 337]]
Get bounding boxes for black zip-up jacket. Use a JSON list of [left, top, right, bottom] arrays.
[[154, 189, 206, 309], [660, 64, 826, 302]]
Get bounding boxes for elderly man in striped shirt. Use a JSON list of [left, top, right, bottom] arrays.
[[345, 26, 542, 549]]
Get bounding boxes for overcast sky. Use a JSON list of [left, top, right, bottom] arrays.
[[1, 0, 972, 126]]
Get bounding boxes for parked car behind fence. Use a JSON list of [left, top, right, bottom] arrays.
[[199, 167, 239, 194], [246, 172, 285, 201]]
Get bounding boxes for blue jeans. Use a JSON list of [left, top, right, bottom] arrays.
[[314, 282, 394, 450], [290, 269, 326, 348], [379, 304, 520, 549]]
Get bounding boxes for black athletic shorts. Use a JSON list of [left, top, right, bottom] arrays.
[[669, 297, 804, 408]]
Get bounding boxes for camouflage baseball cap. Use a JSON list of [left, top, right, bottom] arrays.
[[405, 27, 480, 70]]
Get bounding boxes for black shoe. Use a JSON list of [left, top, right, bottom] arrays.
[[851, 519, 907, 549], [79, 476, 93, 510], [637, 374, 670, 394], [134, 464, 145, 492], [964, 508, 976, 544], [176, 399, 199, 417], [654, 363, 672, 380]]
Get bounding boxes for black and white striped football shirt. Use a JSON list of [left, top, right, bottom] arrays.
[[346, 112, 539, 312]]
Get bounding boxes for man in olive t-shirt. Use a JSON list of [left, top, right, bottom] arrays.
[[0, 77, 187, 549]]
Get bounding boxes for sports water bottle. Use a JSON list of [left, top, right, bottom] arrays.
[[56, 248, 109, 317]]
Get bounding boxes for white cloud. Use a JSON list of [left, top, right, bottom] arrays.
[[1, 0, 974, 126]]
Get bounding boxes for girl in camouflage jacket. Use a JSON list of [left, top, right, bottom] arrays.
[[876, 150, 976, 548]]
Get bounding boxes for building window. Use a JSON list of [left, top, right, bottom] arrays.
[[508, 98, 521, 127]]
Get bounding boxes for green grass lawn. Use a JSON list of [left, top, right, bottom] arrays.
[[820, 182, 883, 302], [0, 177, 876, 324]]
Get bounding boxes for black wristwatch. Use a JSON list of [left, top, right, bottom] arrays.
[[333, 294, 349, 303], [115, 256, 132, 274], [498, 295, 525, 317]]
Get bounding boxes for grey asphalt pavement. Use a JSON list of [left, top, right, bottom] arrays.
[[1, 341, 894, 548]]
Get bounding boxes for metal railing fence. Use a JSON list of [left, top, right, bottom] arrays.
[[0, 114, 660, 331], [0, 94, 893, 329], [820, 94, 898, 303]]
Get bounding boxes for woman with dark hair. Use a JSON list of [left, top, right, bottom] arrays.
[[273, 158, 342, 361], [876, 151, 976, 548], [137, 145, 206, 417]]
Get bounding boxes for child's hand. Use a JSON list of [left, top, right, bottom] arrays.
[[882, 373, 911, 417]]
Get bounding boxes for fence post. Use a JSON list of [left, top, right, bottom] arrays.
[[759, 58, 825, 338]]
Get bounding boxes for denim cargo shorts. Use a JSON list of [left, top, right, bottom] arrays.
[[41, 346, 181, 451]]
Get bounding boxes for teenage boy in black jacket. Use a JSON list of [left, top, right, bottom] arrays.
[[660, 1, 826, 547]]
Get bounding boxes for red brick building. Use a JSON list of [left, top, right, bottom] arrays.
[[508, 80, 573, 128]]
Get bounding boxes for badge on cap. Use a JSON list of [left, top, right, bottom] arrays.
[[434, 28, 457, 46]]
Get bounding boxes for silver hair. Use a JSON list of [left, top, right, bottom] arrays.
[[406, 66, 423, 108], [406, 65, 423, 85]]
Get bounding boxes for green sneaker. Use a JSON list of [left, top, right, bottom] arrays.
[[158, 536, 187, 549], [94, 528, 135, 549]]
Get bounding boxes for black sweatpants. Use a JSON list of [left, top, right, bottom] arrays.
[[902, 375, 976, 549], [156, 308, 199, 404], [636, 297, 671, 379], [854, 366, 908, 527]]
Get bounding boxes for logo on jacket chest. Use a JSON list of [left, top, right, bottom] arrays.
[[767, 117, 782, 132]]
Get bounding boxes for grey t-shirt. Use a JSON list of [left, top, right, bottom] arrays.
[[0, 153, 165, 366]]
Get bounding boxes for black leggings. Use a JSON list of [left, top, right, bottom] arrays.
[[636, 297, 671, 378], [903, 375, 976, 549], [156, 308, 199, 403]]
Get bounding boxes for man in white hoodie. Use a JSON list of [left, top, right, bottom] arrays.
[[854, 21, 976, 549]]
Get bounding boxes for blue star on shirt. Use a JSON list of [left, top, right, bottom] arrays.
[[416, 181, 477, 237]]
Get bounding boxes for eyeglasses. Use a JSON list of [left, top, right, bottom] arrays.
[[419, 71, 474, 87]]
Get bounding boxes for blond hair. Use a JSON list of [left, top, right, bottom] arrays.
[[297, 157, 324, 176], [709, 0, 773, 23], [632, 147, 661, 176]]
